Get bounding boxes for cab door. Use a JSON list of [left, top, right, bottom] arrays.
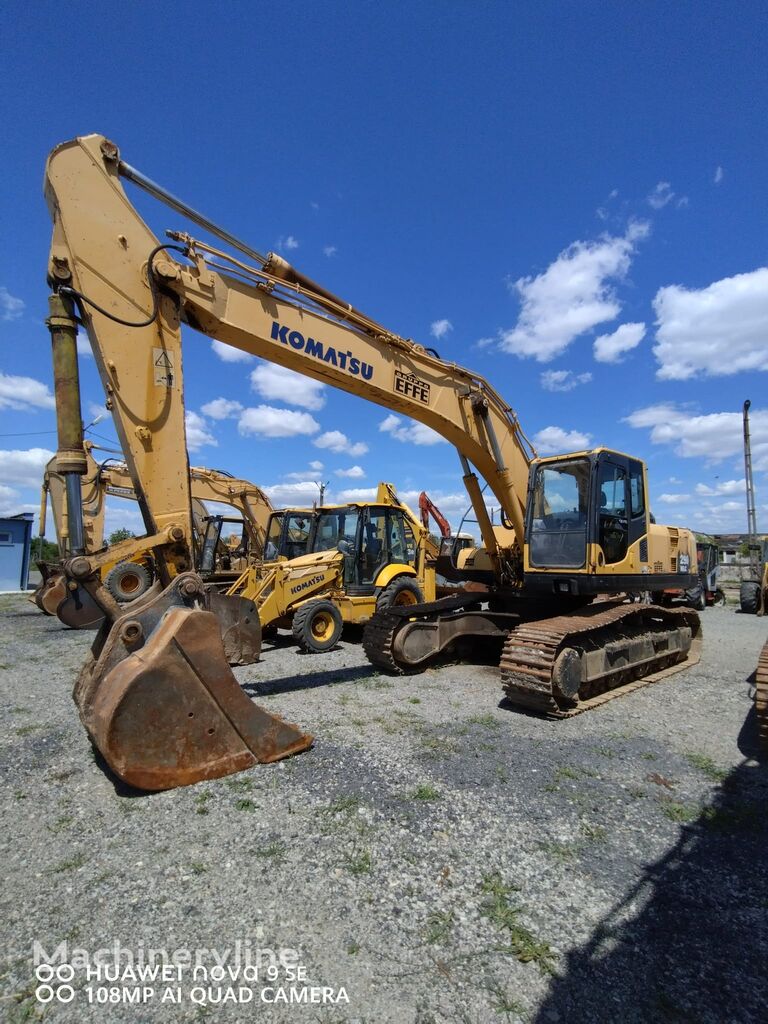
[[594, 457, 629, 566]]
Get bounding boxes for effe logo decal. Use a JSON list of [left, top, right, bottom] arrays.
[[271, 322, 373, 381], [679, 553, 690, 573], [290, 574, 325, 595], [394, 370, 430, 404]]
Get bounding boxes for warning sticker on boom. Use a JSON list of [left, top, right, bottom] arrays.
[[153, 348, 175, 388]]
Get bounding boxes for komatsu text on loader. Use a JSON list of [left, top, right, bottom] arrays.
[[42, 134, 701, 789]]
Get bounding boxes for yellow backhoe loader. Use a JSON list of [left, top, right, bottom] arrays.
[[35, 442, 276, 628], [42, 134, 701, 789], [229, 483, 437, 653]]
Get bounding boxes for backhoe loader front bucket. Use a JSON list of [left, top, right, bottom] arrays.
[[74, 573, 313, 790]]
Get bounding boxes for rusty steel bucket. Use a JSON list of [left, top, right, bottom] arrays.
[[74, 573, 313, 790]]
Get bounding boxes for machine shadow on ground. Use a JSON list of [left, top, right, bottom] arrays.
[[534, 692, 768, 1024]]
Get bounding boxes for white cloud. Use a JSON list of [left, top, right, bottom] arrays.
[[277, 235, 299, 251], [540, 369, 593, 392], [430, 319, 453, 340], [334, 465, 365, 478], [714, 166, 724, 185], [500, 221, 649, 362], [624, 403, 768, 469], [0, 373, 55, 412], [474, 337, 495, 350], [0, 448, 55, 487], [238, 405, 320, 439], [309, 460, 324, 471], [657, 493, 691, 505], [0, 286, 24, 321], [201, 398, 244, 420], [695, 479, 745, 497], [185, 411, 217, 451], [263, 481, 324, 507], [211, 340, 253, 363], [647, 182, 675, 209], [593, 322, 646, 364], [336, 487, 378, 502], [532, 426, 592, 454], [652, 267, 768, 379], [379, 414, 445, 447], [77, 337, 92, 357], [323, 245, 337, 258], [313, 430, 368, 456], [0, 483, 21, 505], [250, 364, 326, 410]]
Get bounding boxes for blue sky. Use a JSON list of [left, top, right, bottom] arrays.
[[1, 2, 766, 539]]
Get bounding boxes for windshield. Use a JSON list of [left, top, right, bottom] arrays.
[[311, 507, 360, 554], [264, 511, 313, 560], [529, 460, 590, 568]]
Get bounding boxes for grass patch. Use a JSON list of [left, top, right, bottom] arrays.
[[15, 724, 41, 737], [486, 978, 526, 1018], [327, 795, 361, 814], [554, 764, 597, 782], [479, 873, 557, 974], [190, 862, 207, 875], [408, 697, 421, 704], [580, 822, 607, 842], [255, 841, 286, 861], [47, 815, 74, 834], [194, 791, 212, 816], [537, 840, 577, 862], [10, 707, 30, 714], [661, 800, 699, 823], [347, 941, 360, 955], [344, 847, 372, 875], [226, 777, 254, 792], [684, 752, 727, 782], [594, 746, 616, 759], [424, 909, 454, 945], [409, 783, 441, 801], [468, 713, 500, 728], [421, 735, 460, 757], [641, 752, 658, 761], [50, 852, 87, 874], [235, 798, 255, 812]]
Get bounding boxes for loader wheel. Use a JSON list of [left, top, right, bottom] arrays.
[[292, 600, 343, 653], [104, 561, 152, 603], [376, 577, 423, 611], [740, 581, 761, 615], [712, 589, 726, 607]]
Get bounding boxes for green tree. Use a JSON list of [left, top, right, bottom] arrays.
[[34, 538, 59, 562], [108, 528, 135, 545]]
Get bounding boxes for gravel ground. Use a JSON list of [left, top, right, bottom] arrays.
[[1, 593, 766, 1024]]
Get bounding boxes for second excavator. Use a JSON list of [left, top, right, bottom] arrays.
[[42, 134, 701, 789]]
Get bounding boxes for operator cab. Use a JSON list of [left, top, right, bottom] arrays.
[[525, 449, 648, 589], [309, 504, 418, 593], [263, 510, 315, 561], [198, 515, 248, 577]]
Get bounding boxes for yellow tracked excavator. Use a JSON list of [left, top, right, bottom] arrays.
[[35, 442, 276, 628], [42, 134, 702, 789]]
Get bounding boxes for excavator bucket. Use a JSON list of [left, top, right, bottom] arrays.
[[74, 573, 313, 790]]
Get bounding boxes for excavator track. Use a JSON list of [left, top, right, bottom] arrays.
[[755, 636, 768, 748], [363, 608, 407, 674], [500, 602, 701, 717]]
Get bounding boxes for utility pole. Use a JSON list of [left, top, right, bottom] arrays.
[[315, 480, 329, 507], [743, 399, 759, 577]]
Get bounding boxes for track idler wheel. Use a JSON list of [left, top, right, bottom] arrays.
[[74, 574, 312, 790]]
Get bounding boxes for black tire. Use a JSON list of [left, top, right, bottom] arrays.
[[104, 561, 152, 603], [684, 586, 706, 611], [292, 599, 343, 653], [712, 589, 726, 607], [375, 577, 424, 612], [740, 581, 761, 615]]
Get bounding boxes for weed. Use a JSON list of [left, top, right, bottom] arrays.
[[344, 847, 372, 875], [48, 768, 78, 782], [194, 791, 212, 816], [641, 752, 658, 761], [701, 802, 759, 831], [543, 783, 559, 793], [684, 752, 727, 782], [555, 765, 597, 781], [424, 909, 454, 945], [226, 777, 254, 792], [537, 840, 577, 862], [468, 713, 500, 728], [236, 798, 255, 812], [478, 873, 556, 973], [14, 790, 26, 800], [409, 697, 421, 704], [421, 735, 459, 756], [580, 822, 607, 842], [496, 766, 510, 783], [190, 862, 207, 875], [410, 784, 441, 801], [486, 977, 526, 1017], [10, 707, 30, 714], [15, 725, 40, 737], [594, 746, 615, 759], [347, 941, 360, 955], [256, 841, 286, 861], [47, 815, 74, 835], [50, 852, 87, 874], [661, 800, 699, 823], [628, 786, 647, 799], [327, 795, 361, 814]]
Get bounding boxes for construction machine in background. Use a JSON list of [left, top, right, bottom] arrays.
[[650, 537, 725, 611], [228, 483, 436, 652], [42, 134, 701, 789], [35, 443, 276, 627]]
